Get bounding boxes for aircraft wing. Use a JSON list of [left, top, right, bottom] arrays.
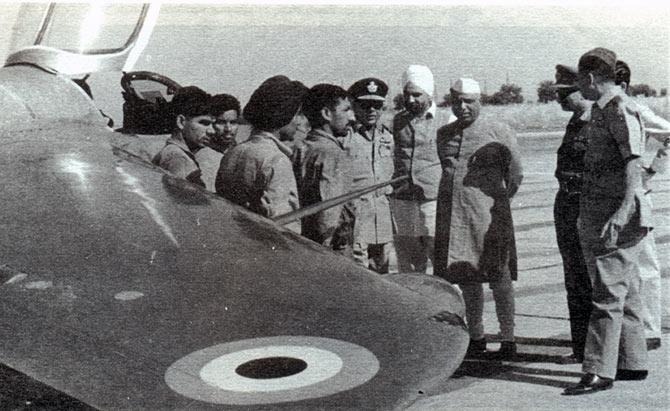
[[0, 66, 468, 409]]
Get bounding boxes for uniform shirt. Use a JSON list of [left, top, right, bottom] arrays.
[[392, 102, 455, 200], [345, 123, 394, 245], [293, 128, 354, 247], [582, 87, 646, 200], [555, 110, 590, 185], [216, 130, 300, 232], [152, 136, 205, 187]]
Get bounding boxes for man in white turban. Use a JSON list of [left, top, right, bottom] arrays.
[[390, 65, 454, 273]]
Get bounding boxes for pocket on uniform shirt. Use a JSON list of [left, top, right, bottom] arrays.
[[378, 144, 393, 158]]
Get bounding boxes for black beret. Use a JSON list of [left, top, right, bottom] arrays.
[[171, 86, 212, 117], [348, 77, 388, 101], [243, 76, 309, 130], [578, 47, 617, 77]]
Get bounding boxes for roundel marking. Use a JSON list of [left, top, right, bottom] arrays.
[[164, 336, 379, 405]]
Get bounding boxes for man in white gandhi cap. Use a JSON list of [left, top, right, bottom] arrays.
[[390, 64, 455, 273], [434, 78, 523, 360]]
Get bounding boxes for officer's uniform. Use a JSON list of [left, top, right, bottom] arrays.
[[346, 78, 395, 273], [551, 65, 593, 362], [579, 85, 649, 379]]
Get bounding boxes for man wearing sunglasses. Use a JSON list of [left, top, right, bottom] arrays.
[[346, 78, 395, 273], [551, 64, 594, 365]]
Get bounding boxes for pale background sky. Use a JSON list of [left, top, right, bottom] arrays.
[[1, 1, 668, 123]]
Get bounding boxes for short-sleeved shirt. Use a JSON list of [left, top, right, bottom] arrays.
[[582, 87, 645, 200], [555, 111, 590, 183], [152, 136, 205, 187]]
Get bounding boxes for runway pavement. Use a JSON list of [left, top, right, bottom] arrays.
[[407, 131, 670, 410]]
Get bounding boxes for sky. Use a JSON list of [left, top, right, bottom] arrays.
[[0, 1, 668, 123]]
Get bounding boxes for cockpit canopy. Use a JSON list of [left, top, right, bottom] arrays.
[[4, 3, 159, 75]]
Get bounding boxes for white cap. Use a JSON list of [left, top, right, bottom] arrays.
[[451, 78, 481, 95], [402, 65, 434, 96]]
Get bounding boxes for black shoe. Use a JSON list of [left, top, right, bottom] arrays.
[[615, 369, 648, 381], [490, 341, 517, 360], [646, 338, 661, 351], [556, 353, 583, 364], [465, 338, 487, 358], [563, 373, 613, 395]]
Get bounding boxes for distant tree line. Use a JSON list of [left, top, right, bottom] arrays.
[[536, 80, 667, 103], [393, 83, 525, 111], [392, 81, 667, 111]]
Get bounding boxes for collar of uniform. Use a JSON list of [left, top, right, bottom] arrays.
[[251, 130, 294, 158], [353, 122, 385, 141], [166, 135, 199, 159], [307, 128, 346, 149], [596, 85, 625, 110]]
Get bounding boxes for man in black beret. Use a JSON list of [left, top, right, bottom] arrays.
[[345, 78, 395, 273], [152, 86, 215, 188], [293, 84, 356, 253], [564, 48, 649, 395], [216, 75, 308, 233], [550, 63, 594, 365]]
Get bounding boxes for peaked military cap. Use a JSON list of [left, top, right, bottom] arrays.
[[552, 64, 579, 89], [348, 78, 388, 101]]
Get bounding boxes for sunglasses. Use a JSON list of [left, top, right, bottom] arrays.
[[358, 101, 384, 110]]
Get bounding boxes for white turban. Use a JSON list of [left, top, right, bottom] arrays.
[[451, 78, 481, 96], [402, 65, 434, 96]]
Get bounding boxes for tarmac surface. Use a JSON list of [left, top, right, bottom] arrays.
[[407, 130, 670, 411]]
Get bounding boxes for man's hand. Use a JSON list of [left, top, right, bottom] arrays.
[[600, 203, 634, 249]]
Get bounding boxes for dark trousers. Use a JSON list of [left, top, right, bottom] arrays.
[[554, 191, 592, 360]]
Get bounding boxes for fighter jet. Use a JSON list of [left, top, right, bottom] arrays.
[[0, 3, 468, 409]]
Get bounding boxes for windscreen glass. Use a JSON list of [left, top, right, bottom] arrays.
[[37, 3, 145, 54]]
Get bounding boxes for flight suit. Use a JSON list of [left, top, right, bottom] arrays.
[[216, 131, 300, 233], [579, 88, 650, 379], [294, 129, 355, 253], [152, 136, 205, 188], [553, 111, 592, 361], [345, 124, 395, 273]]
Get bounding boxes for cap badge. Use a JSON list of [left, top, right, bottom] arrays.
[[367, 81, 378, 93]]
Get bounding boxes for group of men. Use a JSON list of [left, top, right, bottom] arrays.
[[552, 48, 669, 395], [150, 48, 667, 396]]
